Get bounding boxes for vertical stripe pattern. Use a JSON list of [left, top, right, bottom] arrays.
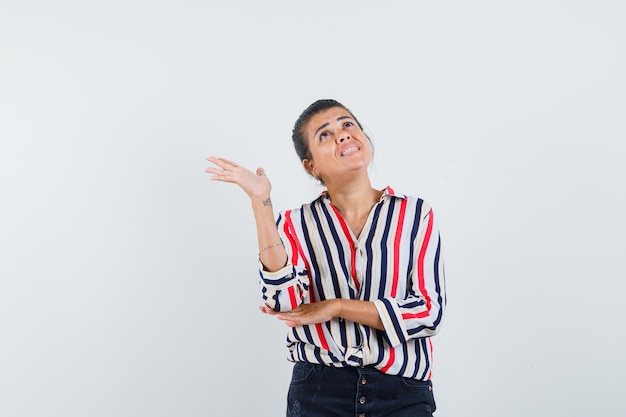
[[259, 187, 446, 380]]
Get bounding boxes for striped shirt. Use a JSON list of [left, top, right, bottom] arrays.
[[259, 186, 446, 380]]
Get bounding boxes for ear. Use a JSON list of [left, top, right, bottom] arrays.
[[302, 159, 317, 177]]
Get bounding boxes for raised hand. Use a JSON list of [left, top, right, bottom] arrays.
[[205, 156, 272, 200]]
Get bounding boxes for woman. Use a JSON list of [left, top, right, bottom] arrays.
[[206, 99, 446, 416]]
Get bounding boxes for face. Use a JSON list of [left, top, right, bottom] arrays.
[[302, 107, 372, 183]]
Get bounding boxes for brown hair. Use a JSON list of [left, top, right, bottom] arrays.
[[291, 99, 365, 162]]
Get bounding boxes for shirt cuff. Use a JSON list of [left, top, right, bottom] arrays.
[[373, 298, 409, 347], [259, 263, 295, 288]]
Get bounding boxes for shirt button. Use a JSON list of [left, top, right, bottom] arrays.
[[361, 378, 367, 385], [353, 242, 359, 250], [359, 396, 366, 404]]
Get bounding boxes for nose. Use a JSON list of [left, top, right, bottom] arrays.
[[336, 132, 350, 143]]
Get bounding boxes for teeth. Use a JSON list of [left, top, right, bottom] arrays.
[[341, 146, 359, 157]]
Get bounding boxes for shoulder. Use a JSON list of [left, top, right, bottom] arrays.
[[382, 186, 433, 214]]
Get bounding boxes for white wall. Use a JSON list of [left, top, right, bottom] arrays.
[[1, 1, 624, 416]]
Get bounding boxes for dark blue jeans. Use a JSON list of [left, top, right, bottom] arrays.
[[286, 362, 436, 417]]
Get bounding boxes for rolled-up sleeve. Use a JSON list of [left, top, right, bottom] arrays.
[[373, 208, 446, 347], [259, 210, 310, 312]]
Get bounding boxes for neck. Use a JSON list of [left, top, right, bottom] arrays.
[[324, 176, 381, 217]]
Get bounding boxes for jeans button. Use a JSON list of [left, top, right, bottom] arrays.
[[361, 378, 367, 385], [359, 396, 366, 404]]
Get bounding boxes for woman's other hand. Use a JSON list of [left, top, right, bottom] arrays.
[[260, 300, 340, 327], [205, 156, 271, 200]]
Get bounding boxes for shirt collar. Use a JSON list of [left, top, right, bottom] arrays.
[[313, 186, 407, 204]]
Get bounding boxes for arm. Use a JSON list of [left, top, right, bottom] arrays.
[[206, 156, 310, 312], [261, 298, 384, 330], [205, 156, 286, 271], [372, 207, 446, 346]]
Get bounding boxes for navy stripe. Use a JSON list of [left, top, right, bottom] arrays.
[[398, 343, 409, 376], [410, 341, 422, 379], [275, 212, 283, 227], [377, 198, 395, 299], [301, 323, 315, 344], [327, 316, 347, 350], [430, 239, 444, 329], [353, 322, 362, 347], [382, 297, 405, 343], [375, 329, 386, 365], [300, 208, 322, 300], [363, 202, 383, 301], [309, 203, 332, 301], [402, 299, 426, 309], [261, 275, 295, 286], [406, 199, 423, 287], [319, 202, 350, 296], [258, 191, 446, 381], [419, 338, 431, 380]]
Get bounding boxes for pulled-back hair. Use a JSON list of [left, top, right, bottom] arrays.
[[291, 99, 365, 162]]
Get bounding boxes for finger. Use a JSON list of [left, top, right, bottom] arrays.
[[275, 313, 300, 326], [207, 156, 238, 169], [205, 168, 231, 182], [204, 167, 221, 175], [256, 167, 266, 176], [212, 156, 239, 167], [259, 306, 278, 315], [219, 157, 239, 167], [274, 313, 290, 321], [275, 310, 301, 321], [207, 174, 238, 184]]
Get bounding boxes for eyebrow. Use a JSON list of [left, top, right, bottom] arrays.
[[313, 115, 354, 137]]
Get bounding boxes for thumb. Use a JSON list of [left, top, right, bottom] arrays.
[[256, 167, 266, 176]]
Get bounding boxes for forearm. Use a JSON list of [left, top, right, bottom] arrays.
[[266, 298, 385, 330], [251, 195, 288, 272], [338, 299, 384, 331]]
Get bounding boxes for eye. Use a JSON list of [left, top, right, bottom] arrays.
[[319, 131, 329, 141], [343, 121, 354, 128]]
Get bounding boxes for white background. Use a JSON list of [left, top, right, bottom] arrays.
[[1, 1, 625, 416]]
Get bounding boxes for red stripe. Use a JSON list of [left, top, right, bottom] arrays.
[[285, 211, 329, 351], [390, 199, 407, 297], [315, 323, 330, 351], [283, 210, 299, 266], [284, 210, 312, 295], [329, 204, 360, 291], [427, 338, 434, 380], [401, 311, 429, 320], [417, 211, 434, 311], [287, 286, 297, 309], [380, 346, 396, 373], [284, 212, 301, 309]]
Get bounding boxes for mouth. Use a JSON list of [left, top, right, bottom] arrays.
[[340, 145, 360, 157]]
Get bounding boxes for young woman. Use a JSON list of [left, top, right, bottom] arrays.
[[206, 99, 446, 417]]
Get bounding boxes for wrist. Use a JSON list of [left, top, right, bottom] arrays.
[[250, 194, 272, 207], [336, 298, 344, 321]]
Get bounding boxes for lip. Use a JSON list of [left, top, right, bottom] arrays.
[[340, 145, 360, 157]]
